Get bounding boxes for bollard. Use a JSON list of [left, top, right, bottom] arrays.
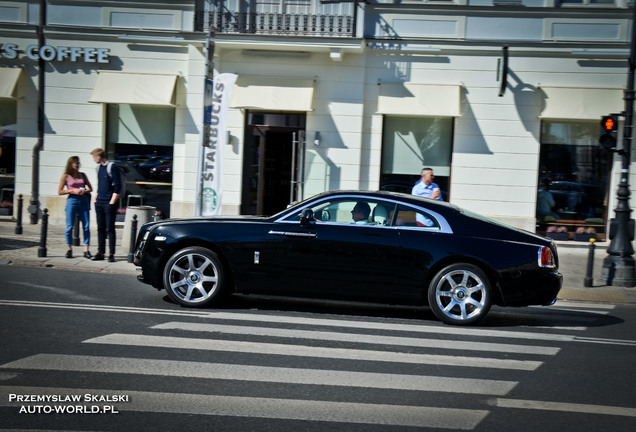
[[72, 212, 80, 246], [15, 194, 23, 235], [127, 214, 138, 263], [584, 238, 596, 287], [38, 208, 48, 258]]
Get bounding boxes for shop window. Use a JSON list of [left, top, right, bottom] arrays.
[[559, 0, 616, 5], [537, 120, 613, 240], [380, 116, 453, 199], [106, 104, 175, 218], [0, 100, 17, 213]]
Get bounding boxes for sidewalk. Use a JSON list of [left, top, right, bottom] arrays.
[[0, 216, 138, 276], [1, 216, 635, 304]]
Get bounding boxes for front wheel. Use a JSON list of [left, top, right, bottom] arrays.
[[427, 263, 492, 325], [162, 246, 226, 307]]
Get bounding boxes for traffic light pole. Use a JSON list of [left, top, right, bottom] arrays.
[[600, 5, 636, 287]]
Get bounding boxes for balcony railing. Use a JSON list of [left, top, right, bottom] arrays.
[[209, 11, 354, 37]]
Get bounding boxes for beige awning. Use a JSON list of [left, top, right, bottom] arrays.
[[89, 71, 177, 106], [230, 76, 315, 111], [0, 68, 22, 99], [377, 83, 461, 116], [539, 86, 624, 120]]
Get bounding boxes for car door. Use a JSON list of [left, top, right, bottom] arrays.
[[276, 198, 401, 302]]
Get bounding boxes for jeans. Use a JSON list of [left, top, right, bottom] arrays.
[[95, 200, 118, 255], [65, 195, 90, 247]]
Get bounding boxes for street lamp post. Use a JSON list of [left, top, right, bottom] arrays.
[[600, 6, 636, 287]]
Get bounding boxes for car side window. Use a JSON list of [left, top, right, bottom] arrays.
[[393, 205, 438, 229], [282, 198, 396, 226]]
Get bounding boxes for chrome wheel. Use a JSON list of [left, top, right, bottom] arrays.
[[428, 264, 491, 325], [163, 247, 225, 307]]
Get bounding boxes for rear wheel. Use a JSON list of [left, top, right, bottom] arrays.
[[162, 246, 226, 307], [428, 263, 492, 325]]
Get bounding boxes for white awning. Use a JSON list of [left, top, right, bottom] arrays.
[[539, 86, 624, 120], [89, 71, 177, 106], [377, 83, 461, 116], [230, 76, 315, 111], [0, 68, 22, 99]]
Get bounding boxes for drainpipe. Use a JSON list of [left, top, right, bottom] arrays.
[[29, 0, 46, 224]]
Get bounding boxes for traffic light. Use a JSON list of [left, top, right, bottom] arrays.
[[600, 114, 619, 150]]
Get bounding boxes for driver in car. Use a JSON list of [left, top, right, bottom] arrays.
[[351, 202, 372, 224]]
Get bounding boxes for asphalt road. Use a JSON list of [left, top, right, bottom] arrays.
[[1, 265, 635, 432]]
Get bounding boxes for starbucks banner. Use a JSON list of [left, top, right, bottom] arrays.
[[196, 73, 238, 216]]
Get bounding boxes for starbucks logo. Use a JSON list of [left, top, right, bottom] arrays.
[[202, 187, 218, 213]]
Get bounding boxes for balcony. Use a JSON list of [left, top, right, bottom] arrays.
[[210, 11, 354, 37], [195, 0, 357, 38]]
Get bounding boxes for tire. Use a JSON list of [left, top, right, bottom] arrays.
[[162, 246, 226, 307], [427, 263, 492, 325]]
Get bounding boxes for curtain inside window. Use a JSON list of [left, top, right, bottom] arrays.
[[107, 104, 175, 145], [382, 116, 453, 176]]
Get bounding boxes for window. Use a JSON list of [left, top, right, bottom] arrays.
[[0, 100, 17, 207], [284, 197, 397, 226], [537, 120, 612, 240], [395, 204, 438, 228], [283, 197, 440, 229], [106, 104, 175, 217], [380, 116, 453, 198], [559, 0, 615, 4]]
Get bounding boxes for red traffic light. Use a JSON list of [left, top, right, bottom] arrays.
[[600, 115, 619, 150], [601, 115, 619, 132]]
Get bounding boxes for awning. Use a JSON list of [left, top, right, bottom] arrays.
[[539, 86, 623, 120], [230, 76, 315, 111], [0, 68, 22, 99], [89, 71, 177, 106], [377, 83, 461, 116]]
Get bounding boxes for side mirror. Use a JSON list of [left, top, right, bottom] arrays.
[[300, 209, 315, 227]]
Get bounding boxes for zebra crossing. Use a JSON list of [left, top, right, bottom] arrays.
[[1, 299, 633, 430]]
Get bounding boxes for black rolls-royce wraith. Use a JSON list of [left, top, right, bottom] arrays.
[[133, 190, 562, 325]]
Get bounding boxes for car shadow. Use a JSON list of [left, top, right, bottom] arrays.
[[163, 293, 624, 329]]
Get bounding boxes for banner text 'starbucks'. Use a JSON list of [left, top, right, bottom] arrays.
[[197, 73, 237, 216]]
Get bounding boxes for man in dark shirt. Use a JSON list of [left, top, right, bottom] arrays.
[[90, 148, 121, 262]]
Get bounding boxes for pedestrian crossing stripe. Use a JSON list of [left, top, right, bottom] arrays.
[[0, 385, 489, 429], [0, 354, 517, 395], [85, 333, 544, 371], [153, 322, 561, 355]]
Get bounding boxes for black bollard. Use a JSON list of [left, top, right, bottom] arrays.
[[15, 194, 23, 235], [72, 212, 80, 246], [127, 214, 138, 263], [584, 238, 596, 287], [38, 208, 48, 258]]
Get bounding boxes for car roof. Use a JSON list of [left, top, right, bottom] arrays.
[[302, 190, 457, 212]]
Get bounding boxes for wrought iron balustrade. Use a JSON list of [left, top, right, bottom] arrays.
[[210, 11, 354, 37]]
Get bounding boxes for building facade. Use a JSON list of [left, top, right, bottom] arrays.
[[0, 0, 207, 224], [0, 0, 634, 243]]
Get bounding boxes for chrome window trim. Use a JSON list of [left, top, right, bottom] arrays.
[[274, 194, 454, 234]]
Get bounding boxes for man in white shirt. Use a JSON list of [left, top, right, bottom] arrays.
[[412, 167, 442, 201]]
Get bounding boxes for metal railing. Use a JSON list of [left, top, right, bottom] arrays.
[[210, 11, 354, 37], [194, 0, 356, 37]]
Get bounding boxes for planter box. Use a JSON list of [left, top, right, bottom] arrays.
[[0, 207, 12, 216], [574, 233, 596, 242], [546, 232, 569, 241]]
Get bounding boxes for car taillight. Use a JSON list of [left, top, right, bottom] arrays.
[[538, 246, 556, 268]]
